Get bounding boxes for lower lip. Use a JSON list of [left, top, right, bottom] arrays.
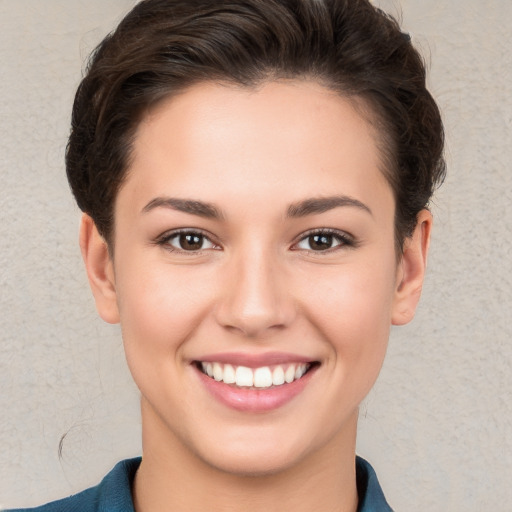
[[195, 366, 317, 413]]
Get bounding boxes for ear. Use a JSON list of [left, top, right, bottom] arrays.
[[392, 209, 432, 326], [79, 214, 120, 324]]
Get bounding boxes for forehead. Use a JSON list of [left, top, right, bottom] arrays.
[[121, 80, 393, 218]]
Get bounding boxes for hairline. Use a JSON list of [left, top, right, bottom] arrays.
[[104, 76, 406, 261]]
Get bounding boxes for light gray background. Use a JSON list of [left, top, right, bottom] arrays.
[[1, 1, 510, 510]]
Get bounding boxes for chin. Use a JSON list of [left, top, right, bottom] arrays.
[[199, 442, 309, 477], [185, 417, 340, 478]]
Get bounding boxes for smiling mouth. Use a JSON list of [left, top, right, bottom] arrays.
[[195, 361, 319, 389]]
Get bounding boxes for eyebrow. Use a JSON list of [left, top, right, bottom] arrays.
[[141, 194, 372, 219], [142, 197, 224, 219], [286, 195, 372, 218]]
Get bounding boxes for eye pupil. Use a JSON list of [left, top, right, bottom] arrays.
[[309, 234, 333, 250], [180, 233, 203, 250]]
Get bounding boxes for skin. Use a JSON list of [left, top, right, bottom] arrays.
[[80, 80, 431, 512]]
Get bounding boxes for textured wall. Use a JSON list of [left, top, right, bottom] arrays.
[[1, 0, 511, 510]]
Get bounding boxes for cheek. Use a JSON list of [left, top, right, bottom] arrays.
[[114, 260, 214, 363], [302, 259, 396, 373]]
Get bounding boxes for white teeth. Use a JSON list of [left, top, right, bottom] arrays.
[[213, 362, 223, 381], [200, 361, 311, 387], [204, 362, 214, 378], [285, 365, 295, 383], [254, 367, 273, 388], [223, 364, 236, 384], [295, 364, 307, 379], [235, 366, 254, 387], [272, 366, 285, 386]]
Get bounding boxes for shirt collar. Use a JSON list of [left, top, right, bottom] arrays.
[[356, 456, 394, 511], [97, 456, 392, 512]]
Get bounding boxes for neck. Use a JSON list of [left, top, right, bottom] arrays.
[[133, 399, 359, 512]]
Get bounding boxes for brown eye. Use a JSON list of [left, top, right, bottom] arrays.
[[295, 230, 352, 252], [162, 231, 216, 252], [179, 233, 203, 250], [308, 234, 334, 251]]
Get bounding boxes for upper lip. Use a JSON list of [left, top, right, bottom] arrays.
[[193, 351, 317, 368]]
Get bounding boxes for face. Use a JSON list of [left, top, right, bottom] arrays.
[[84, 80, 428, 476]]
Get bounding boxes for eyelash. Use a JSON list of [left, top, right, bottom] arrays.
[[155, 229, 220, 254], [292, 228, 356, 253], [155, 228, 356, 254]]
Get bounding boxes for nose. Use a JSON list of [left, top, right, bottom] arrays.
[[214, 249, 296, 338]]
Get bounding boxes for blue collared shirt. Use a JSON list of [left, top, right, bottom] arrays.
[[7, 456, 393, 511]]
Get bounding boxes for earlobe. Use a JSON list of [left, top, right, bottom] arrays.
[[391, 209, 432, 326], [79, 214, 120, 324]]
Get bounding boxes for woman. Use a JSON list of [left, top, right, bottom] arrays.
[[8, 0, 444, 510]]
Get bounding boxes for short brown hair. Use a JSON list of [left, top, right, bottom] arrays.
[[66, 0, 445, 250]]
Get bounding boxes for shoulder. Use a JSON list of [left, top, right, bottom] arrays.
[[356, 456, 394, 512], [5, 485, 101, 512], [4, 458, 141, 512]]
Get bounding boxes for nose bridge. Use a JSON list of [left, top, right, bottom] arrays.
[[215, 242, 294, 337]]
